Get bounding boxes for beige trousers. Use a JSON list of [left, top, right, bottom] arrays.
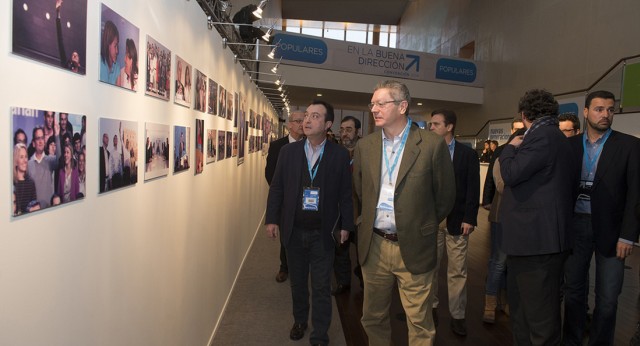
[[361, 234, 436, 346], [432, 223, 469, 319]]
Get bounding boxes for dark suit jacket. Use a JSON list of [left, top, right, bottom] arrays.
[[499, 124, 577, 256], [264, 136, 290, 185], [569, 130, 640, 257], [353, 125, 456, 274], [446, 141, 480, 235], [99, 147, 110, 193], [265, 140, 354, 250]]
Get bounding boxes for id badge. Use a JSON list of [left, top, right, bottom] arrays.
[[376, 184, 395, 211], [302, 187, 320, 211]]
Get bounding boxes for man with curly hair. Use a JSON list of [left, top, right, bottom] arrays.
[[499, 89, 577, 344]]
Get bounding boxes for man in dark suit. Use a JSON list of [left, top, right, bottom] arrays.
[[428, 109, 479, 336], [353, 80, 455, 345], [264, 110, 304, 283], [499, 89, 576, 345], [563, 90, 640, 345], [265, 101, 353, 345], [99, 133, 111, 193]]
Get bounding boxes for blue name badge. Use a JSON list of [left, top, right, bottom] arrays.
[[302, 187, 320, 211]]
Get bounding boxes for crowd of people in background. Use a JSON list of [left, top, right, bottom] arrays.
[[264, 81, 640, 346]]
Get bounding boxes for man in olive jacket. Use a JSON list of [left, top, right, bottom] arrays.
[[353, 80, 455, 345]]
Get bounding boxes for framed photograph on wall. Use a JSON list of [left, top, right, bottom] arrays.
[[144, 122, 170, 181], [226, 90, 233, 121], [195, 119, 204, 174], [12, 0, 87, 74], [11, 107, 86, 217], [208, 79, 218, 115], [174, 55, 192, 108], [206, 129, 217, 164], [98, 118, 138, 193], [99, 4, 140, 91], [194, 69, 207, 113], [145, 35, 171, 100], [174, 125, 190, 173], [226, 131, 233, 158], [218, 86, 226, 118], [217, 130, 226, 161]]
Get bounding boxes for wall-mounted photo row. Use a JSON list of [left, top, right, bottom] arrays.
[[174, 56, 192, 108], [145, 35, 171, 101], [12, 107, 87, 217], [99, 4, 139, 91], [208, 79, 218, 115], [194, 69, 207, 113], [99, 118, 138, 193], [226, 131, 233, 159], [206, 129, 217, 164], [12, 0, 87, 74], [195, 119, 204, 174], [174, 125, 191, 173], [144, 123, 170, 181]]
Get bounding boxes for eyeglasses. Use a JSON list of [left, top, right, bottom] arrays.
[[368, 100, 401, 110]]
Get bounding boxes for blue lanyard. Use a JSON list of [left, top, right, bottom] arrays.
[[383, 118, 412, 185], [582, 129, 611, 176], [305, 140, 325, 185]]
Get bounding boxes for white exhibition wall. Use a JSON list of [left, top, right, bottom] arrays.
[[1, 1, 273, 345]]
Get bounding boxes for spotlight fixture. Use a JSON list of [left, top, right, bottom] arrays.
[[261, 28, 273, 42], [267, 46, 277, 59], [270, 58, 281, 73], [252, 0, 268, 19], [275, 78, 281, 86]]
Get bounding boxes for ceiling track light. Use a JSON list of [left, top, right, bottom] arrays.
[[222, 38, 275, 49], [252, 0, 268, 19]]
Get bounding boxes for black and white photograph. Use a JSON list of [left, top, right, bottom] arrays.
[[174, 125, 190, 173], [12, 107, 87, 217], [174, 55, 192, 108], [98, 118, 138, 194], [145, 35, 171, 100], [144, 122, 169, 181], [12, 0, 87, 74], [99, 4, 139, 91]]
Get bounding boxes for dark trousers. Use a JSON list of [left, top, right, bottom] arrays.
[[563, 214, 625, 346], [333, 239, 352, 286], [287, 227, 334, 345], [279, 238, 288, 273], [507, 252, 565, 345]]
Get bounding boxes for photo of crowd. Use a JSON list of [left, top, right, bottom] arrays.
[[12, 107, 87, 217], [208, 79, 217, 115], [12, 0, 87, 74], [144, 122, 170, 181], [194, 69, 207, 113], [174, 55, 192, 108], [206, 129, 217, 164], [174, 125, 190, 173], [195, 119, 204, 174], [145, 35, 171, 100], [99, 4, 139, 91], [217, 130, 226, 161], [98, 118, 138, 194]]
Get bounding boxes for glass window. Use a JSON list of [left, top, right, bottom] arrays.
[[345, 23, 368, 44], [389, 33, 397, 48], [324, 28, 344, 40], [302, 27, 322, 37], [285, 19, 300, 33], [379, 32, 389, 47]]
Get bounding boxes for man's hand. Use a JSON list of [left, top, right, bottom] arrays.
[[508, 135, 524, 148], [339, 230, 349, 244], [616, 241, 633, 260], [461, 222, 474, 236], [265, 224, 279, 239]]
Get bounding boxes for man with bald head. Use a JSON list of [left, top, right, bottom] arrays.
[[265, 110, 305, 283]]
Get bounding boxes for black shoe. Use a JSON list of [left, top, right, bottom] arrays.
[[275, 271, 288, 283], [332, 284, 351, 295], [451, 318, 467, 336], [289, 323, 307, 340], [432, 307, 439, 327]]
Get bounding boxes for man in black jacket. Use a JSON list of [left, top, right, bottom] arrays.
[[264, 111, 304, 283]]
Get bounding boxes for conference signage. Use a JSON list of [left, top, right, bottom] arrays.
[[272, 32, 483, 86]]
